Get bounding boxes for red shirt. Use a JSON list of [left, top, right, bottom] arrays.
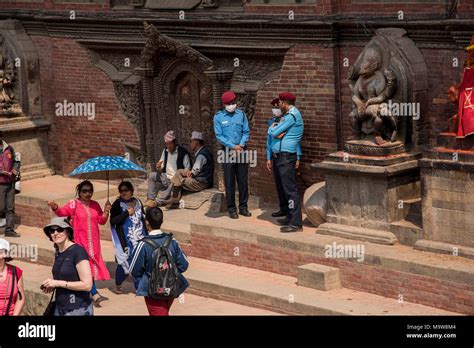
[[0, 264, 23, 316]]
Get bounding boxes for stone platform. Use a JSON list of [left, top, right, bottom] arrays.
[[7, 175, 474, 315]]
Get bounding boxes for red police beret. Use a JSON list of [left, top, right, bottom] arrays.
[[271, 98, 280, 106], [221, 91, 237, 105], [278, 92, 296, 102]]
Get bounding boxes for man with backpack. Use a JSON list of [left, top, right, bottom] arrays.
[[130, 207, 189, 316]]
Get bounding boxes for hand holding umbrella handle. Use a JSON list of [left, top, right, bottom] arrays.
[[104, 200, 112, 214]]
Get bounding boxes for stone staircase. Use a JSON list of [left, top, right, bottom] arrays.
[[7, 226, 457, 316], [7, 175, 474, 315]]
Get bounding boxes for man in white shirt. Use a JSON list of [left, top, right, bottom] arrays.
[[146, 130, 191, 207], [166, 131, 214, 208]]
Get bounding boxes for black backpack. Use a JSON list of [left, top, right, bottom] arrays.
[[142, 233, 184, 300]]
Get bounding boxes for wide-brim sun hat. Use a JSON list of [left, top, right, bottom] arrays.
[[43, 217, 73, 238]]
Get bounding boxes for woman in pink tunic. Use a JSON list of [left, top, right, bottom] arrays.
[[47, 180, 112, 307]]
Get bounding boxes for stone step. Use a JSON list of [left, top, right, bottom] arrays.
[[13, 260, 281, 316], [317, 222, 398, 245], [189, 219, 474, 314], [297, 263, 341, 291], [390, 219, 424, 246], [415, 240, 474, 261], [402, 197, 422, 219], [181, 257, 457, 315], [5, 224, 472, 315]]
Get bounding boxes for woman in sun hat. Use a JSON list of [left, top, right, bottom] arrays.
[[41, 217, 93, 316]]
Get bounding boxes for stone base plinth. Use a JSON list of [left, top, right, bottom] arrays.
[[312, 152, 422, 245], [419, 148, 474, 249]]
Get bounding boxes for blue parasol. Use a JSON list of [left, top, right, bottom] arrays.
[[68, 155, 146, 199]]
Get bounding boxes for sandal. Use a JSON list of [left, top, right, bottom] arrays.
[[92, 294, 109, 308]]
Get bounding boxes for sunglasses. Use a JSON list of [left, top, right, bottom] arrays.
[[49, 227, 65, 234]]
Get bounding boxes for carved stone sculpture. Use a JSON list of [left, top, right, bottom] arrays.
[[348, 47, 398, 145], [0, 34, 20, 115]]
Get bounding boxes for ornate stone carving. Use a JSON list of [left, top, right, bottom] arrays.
[[113, 82, 146, 165], [345, 28, 428, 155], [348, 47, 398, 146], [236, 90, 257, 126], [140, 22, 213, 71], [0, 34, 21, 115]]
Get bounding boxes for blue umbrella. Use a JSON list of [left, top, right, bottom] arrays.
[[68, 155, 146, 199]]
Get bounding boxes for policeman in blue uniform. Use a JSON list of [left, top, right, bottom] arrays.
[[267, 92, 304, 233], [213, 91, 251, 219], [266, 97, 302, 221]]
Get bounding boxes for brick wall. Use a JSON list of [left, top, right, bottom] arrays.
[[188, 232, 474, 315], [420, 48, 466, 147], [1, 0, 109, 10], [248, 45, 338, 202], [30, 36, 140, 175]]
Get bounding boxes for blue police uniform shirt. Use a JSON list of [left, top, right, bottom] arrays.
[[213, 108, 250, 149], [266, 115, 302, 160], [267, 106, 304, 158]]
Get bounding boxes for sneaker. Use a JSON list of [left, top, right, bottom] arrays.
[[277, 217, 290, 225], [280, 225, 303, 233], [5, 230, 21, 238], [109, 286, 123, 295], [145, 199, 157, 208]]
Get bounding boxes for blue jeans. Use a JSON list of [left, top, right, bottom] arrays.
[[54, 303, 93, 316], [90, 281, 98, 296]]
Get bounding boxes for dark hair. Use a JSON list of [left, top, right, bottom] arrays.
[[3, 257, 13, 262], [145, 207, 163, 229], [118, 181, 134, 194], [197, 139, 204, 146], [76, 180, 94, 198], [283, 99, 295, 106]]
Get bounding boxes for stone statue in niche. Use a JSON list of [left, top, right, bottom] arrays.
[[0, 35, 20, 115], [348, 47, 398, 145]]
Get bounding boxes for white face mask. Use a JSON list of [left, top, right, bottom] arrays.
[[272, 108, 282, 117], [225, 104, 237, 113]]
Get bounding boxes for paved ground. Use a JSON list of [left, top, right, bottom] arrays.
[[93, 281, 281, 316]]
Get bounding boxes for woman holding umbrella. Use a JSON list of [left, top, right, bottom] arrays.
[[47, 180, 111, 307]]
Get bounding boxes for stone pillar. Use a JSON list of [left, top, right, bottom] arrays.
[[205, 70, 234, 191], [134, 67, 155, 170]]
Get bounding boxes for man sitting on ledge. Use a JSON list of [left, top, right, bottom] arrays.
[[166, 131, 214, 209], [145, 130, 191, 208]]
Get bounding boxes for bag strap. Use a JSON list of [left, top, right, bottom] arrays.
[[44, 246, 69, 308], [163, 233, 173, 249], [142, 236, 160, 250], [4, 265, 17, 316]]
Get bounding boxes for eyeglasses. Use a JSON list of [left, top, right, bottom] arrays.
[[81, 189, 93, 194], [49, 227, 65, 234]]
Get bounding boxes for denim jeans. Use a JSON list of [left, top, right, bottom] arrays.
[[54, 302, 94, 316]]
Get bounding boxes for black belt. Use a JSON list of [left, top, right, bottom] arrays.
[[272, 152, 296, 159]]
